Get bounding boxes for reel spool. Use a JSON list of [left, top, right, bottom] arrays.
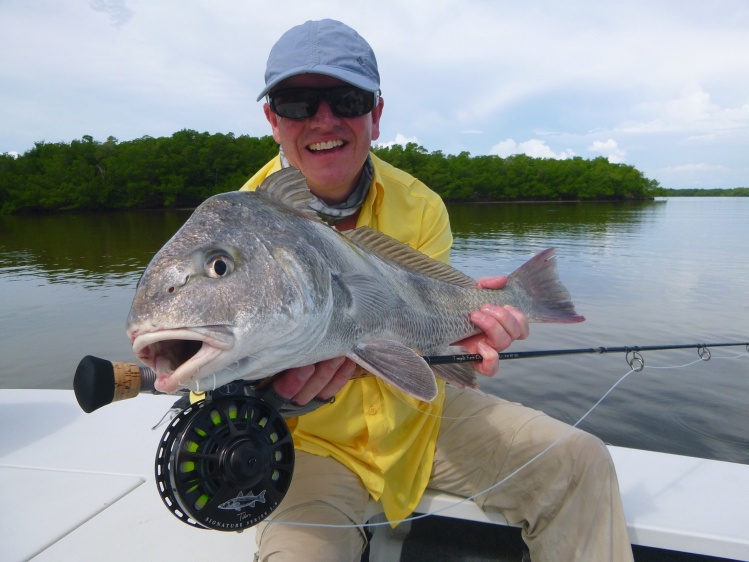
[[155, 393, 294, 531]]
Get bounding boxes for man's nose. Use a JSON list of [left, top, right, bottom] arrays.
[[309, 100, 339, 125]]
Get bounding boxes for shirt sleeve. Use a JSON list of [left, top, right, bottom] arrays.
[[415, 196, 453, 265], [239, 156, 282, 191]]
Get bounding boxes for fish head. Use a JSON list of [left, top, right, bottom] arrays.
[[126, 191, 330, 393]]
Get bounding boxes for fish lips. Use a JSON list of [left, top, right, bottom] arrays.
[[131, 326, 234, 393]]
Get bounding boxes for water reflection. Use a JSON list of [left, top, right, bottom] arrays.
[[0, 200, 668, 286], [448, 200, 668, 275], [0, 211, 190, 288], [448, 200, 666, 239]]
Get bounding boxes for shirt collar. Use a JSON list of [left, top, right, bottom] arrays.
[[359, 153, 384, 225]]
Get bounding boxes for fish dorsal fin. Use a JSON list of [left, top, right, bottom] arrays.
[[344, 227, 476, 288], [255, 168, 323, 221], [256, 168, 349, 226]]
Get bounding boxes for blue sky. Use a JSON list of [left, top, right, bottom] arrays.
[[2, 0, 748, 189]]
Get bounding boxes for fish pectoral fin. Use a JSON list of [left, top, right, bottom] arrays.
[[430, 363, 479, 390], [429, 345, 479, 389], [333, 272, 399, 326], [349, 341, 438, 402]]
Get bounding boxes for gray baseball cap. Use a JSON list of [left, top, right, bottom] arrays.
[[257, 19, 380, 101]]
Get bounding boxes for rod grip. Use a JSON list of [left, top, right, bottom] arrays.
[[74, 355, 158, 413]]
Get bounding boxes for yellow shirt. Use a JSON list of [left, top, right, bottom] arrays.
[[241, 153, 453, 522]]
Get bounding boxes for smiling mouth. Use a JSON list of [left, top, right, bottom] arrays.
[[131, 327, 233, 392], [308, 139, 345, 152]]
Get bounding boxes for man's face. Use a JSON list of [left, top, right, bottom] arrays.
[[263, 74, 383, 204]]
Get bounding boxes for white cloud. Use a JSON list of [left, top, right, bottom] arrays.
[[587, 139, 626, 163], [489, 139, 575, 160], [89, 0, 134, 28], [376, 133, 421, 149], [618, 82, 749, 137], [655, 162, 736, 189], [684, 133, 718, 143], [661, 163, 725, 173]]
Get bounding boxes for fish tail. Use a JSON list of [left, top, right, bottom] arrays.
[[506, 248, 585, 323]]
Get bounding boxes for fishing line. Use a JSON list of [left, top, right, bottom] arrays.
[[73, 345, 747, 533], [270, 366, 637, 530], [269, 348, 748, 531], [424, 342, 749, 365], [83, 346, 745, 531]]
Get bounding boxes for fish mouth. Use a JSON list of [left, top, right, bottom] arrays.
[[131, 326, 234, 393]]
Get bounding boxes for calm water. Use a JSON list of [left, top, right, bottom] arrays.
[[1, 198, 747, 464]]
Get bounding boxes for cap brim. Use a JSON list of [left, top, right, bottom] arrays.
[[257, 66, 380, 101]]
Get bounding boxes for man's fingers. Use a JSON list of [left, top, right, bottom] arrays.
[[272, 357, 352, 406], [475, 275, 507, 290], [272, 364, 316, 401], [478, 304, 530, 342], [475, 340, 499, 376], [317, 358, 356, 401]]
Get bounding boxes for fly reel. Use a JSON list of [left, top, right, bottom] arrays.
[[155, 389, 294, 531]]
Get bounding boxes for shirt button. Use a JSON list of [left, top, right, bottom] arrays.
[[369, 407, 378, 415]]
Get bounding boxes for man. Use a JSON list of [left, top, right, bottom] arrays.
[[243, 19, 633, 562]]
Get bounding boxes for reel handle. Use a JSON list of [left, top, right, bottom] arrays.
[[74, 355, 159, 413]]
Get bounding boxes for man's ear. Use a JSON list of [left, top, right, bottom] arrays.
[[370, 96, 384, 141], [264, 103, 283, 144]]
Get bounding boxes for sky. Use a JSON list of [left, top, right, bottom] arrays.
[[2, 1, 748, 190]]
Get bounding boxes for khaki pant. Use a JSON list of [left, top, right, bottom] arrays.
[[255, 387, 634, 561]]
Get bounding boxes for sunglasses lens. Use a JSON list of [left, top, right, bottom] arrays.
[[270, 90, 320, 119], [328, 88, 375, 118], [270, 88, 376, 119]]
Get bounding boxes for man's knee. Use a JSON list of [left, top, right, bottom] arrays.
[[255, 501, 367, 562], [568, 430, 614, 473], [550, 428, 618, 496]]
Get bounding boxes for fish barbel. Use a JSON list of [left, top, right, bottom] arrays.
[[126, 169, 584, 401]]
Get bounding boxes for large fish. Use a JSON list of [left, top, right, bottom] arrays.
[[126, 169, 584, 401]]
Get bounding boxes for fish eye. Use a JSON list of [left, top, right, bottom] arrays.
[[205, 254, 234, 278]]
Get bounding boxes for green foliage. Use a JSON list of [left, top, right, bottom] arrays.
[[1, 133, 665, 214], [650, 186, 749, 197], [1, 131, 278, 213], [372, 143, 661, 202]]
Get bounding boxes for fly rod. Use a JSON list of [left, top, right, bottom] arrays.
[[75, 342, 748, 412], [423, 341, 749, 370]]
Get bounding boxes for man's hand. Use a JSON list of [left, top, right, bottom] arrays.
[[455, 275, 530, 376], [272, 356, 357, 406]]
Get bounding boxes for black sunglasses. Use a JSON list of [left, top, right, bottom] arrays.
[[268, 86, 379, 120]]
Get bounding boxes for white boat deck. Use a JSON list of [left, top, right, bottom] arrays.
[[1, 389, 747, 561]]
